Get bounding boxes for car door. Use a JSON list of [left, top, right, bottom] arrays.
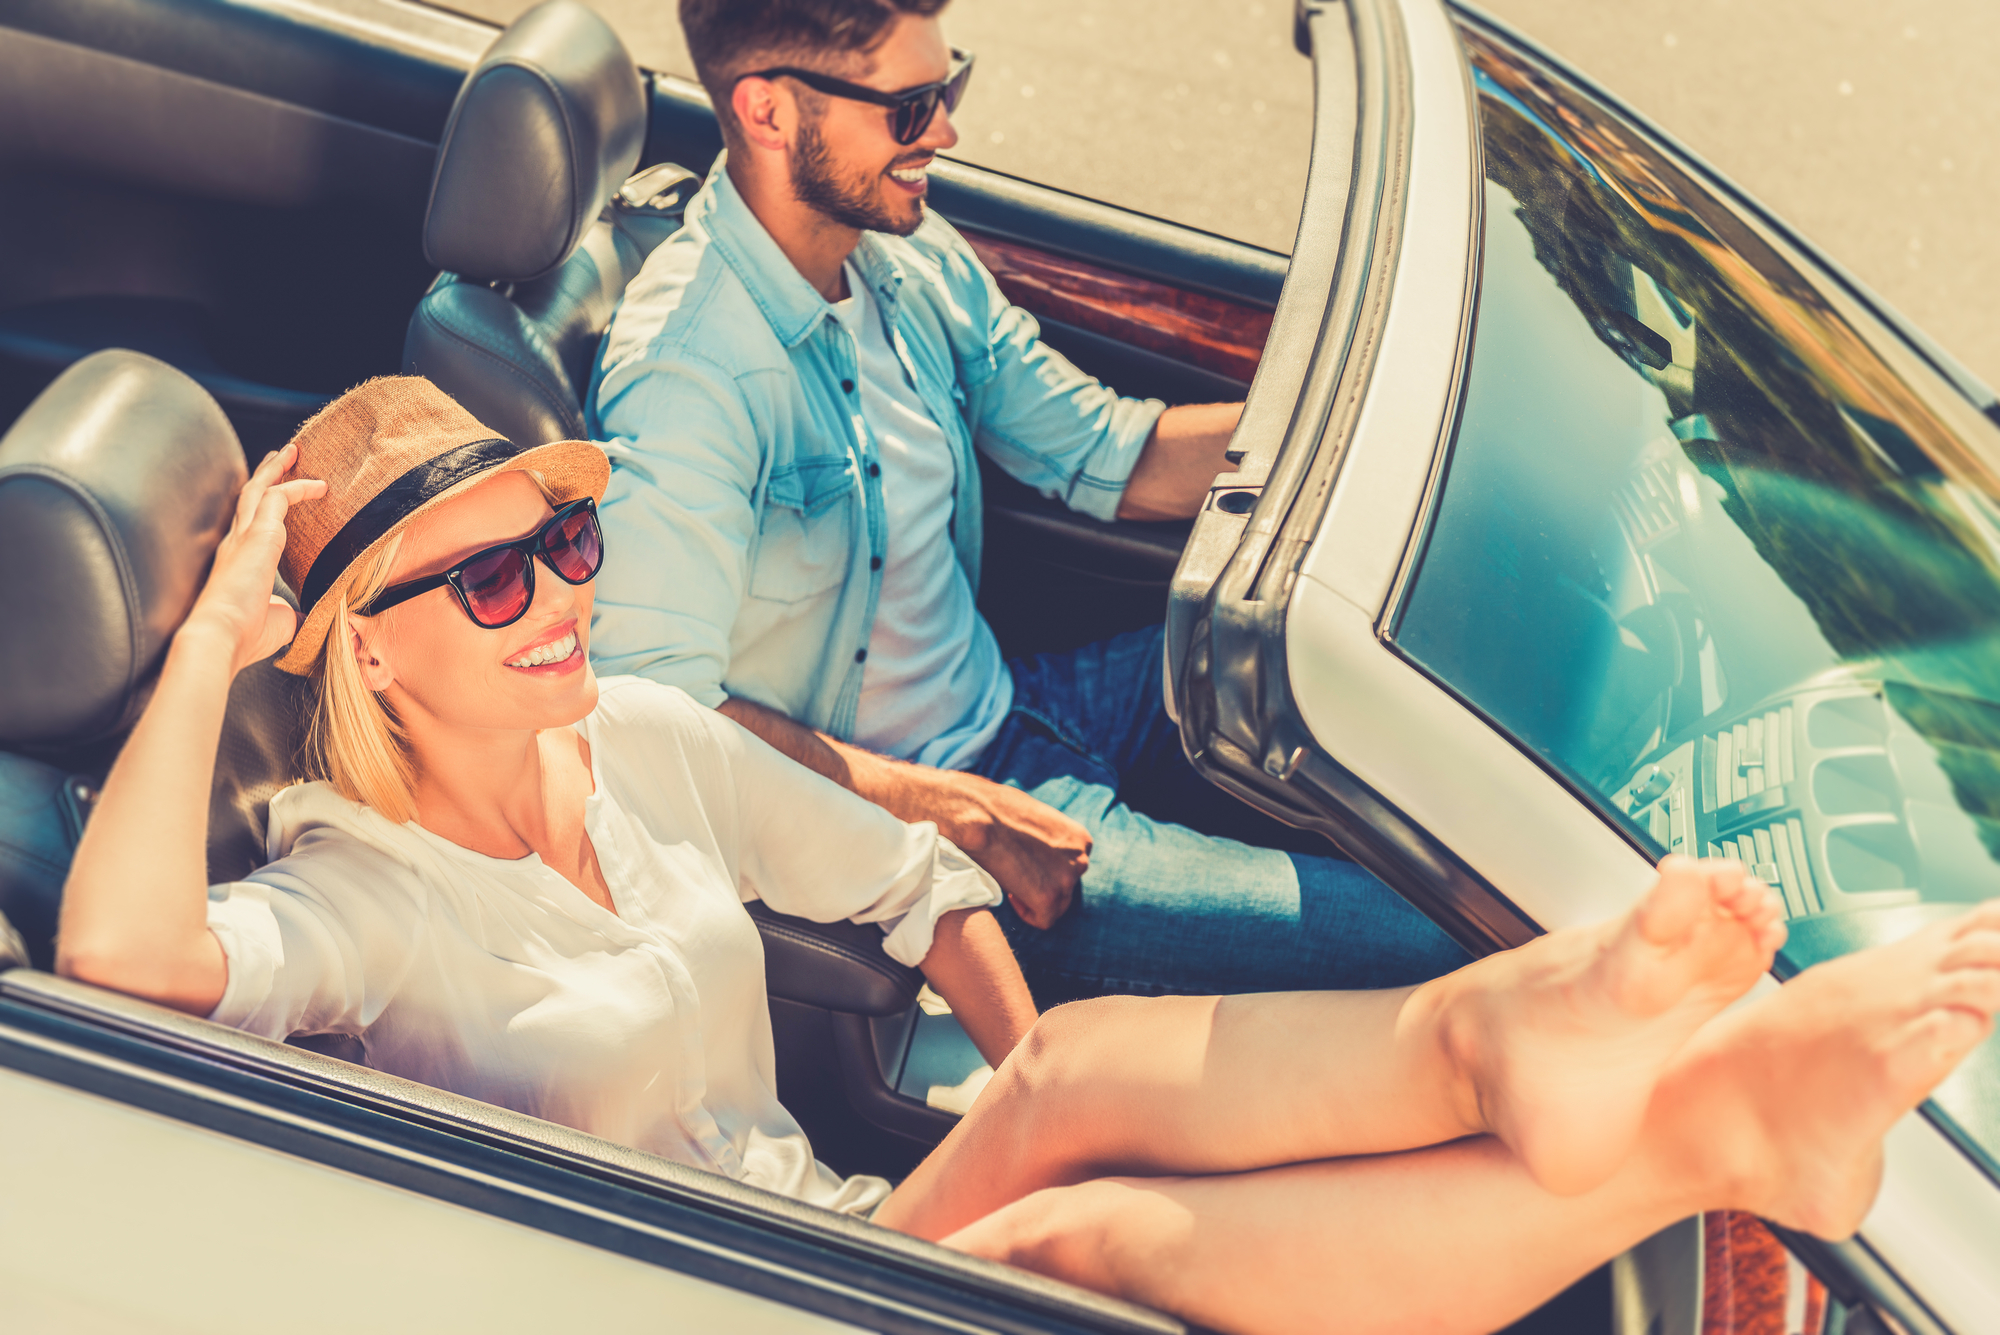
[[1168, 1, 2000, 1332], [0, 966, 1184, 1335]]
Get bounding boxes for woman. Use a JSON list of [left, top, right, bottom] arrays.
[[59, 378, 2000, 1334]]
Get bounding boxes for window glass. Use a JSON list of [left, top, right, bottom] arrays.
[[431, 0, 1311, 253], [1393, 29, 2000, 1168]]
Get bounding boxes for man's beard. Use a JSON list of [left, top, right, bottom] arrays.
[[792, 117, 923, 237]]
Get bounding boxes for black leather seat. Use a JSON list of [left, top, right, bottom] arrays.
[[0, 350, 257, 968], [402, 0, 696, 448]]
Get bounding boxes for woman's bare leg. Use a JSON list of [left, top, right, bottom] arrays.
[[943, 902, 2000, 1335], [877, 857, 1782, 1238]]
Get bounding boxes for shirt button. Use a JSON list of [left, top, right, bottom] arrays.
[[867, 462, 880, 477], [870, 555, 883, 570], [855, 648, 868, 663], [841, 379, 856, 394]]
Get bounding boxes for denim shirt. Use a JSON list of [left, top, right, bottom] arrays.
[[585, 156, 1165, 741]]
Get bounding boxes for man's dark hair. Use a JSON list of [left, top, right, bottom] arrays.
[[681, 0, 949, 141]]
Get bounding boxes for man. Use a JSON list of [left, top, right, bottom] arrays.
[[587, 0, 1467, 1003]]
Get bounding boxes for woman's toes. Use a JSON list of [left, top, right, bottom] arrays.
[[1942, 927, 2000, 972], [1955, 899, 2000, 934], [1891, 1008, 1993, 1087], [1636, 855, 1719, 945], [1927, 965, 2000, 1018]]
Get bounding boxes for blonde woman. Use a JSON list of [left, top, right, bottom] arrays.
[[58, 378, 2000, 1334]]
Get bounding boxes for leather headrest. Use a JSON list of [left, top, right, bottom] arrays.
[[422, 1, 647, 284], [0, 351, 245, 746]]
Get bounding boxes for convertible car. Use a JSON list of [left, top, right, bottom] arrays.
[[0, 0, 1995, 1331]]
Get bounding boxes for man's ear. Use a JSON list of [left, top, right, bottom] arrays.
[[732, 75, 794, 154], [349, 619, 395, 693]]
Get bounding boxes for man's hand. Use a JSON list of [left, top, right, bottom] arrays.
[[718, 696, 1089, 928], [917, 770, 1089, 930]]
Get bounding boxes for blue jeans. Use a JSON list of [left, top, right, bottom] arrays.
[[969, 625, 1471, 1006]]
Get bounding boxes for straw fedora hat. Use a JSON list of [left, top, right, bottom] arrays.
[[273, 377, 609, 675]]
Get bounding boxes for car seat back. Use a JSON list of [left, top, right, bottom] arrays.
[[0, 351, 313, 969], [403, 0, 694, 447]]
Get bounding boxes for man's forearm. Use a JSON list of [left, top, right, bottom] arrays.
[[718, 695, 937, 819], [1114, 401, 1244, 521], [718, 695, 868, 786]]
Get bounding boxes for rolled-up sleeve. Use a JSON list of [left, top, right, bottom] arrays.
[[591, 346, 766, 708], [922, 218, 1167, 522], [705, 704, 1002, 966], [204, 830, 425, 1041]]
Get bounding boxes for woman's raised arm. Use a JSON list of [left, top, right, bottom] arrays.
[[57, 445, 325, 1014]]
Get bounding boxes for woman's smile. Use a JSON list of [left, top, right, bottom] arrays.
[[504, 619, 584, 676]]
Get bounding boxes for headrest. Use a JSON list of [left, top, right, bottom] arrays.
[[0, 351, 245, 747], [422, 1, 647, 284]]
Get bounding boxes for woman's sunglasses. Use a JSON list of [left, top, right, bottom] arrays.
[[738, 49, 975, 146], [361, 498, 604, 630]]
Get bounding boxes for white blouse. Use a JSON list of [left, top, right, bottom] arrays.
[[204, 677, 1001, 1214]]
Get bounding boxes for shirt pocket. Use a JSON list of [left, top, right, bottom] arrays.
[[750, 452, 855, 604]]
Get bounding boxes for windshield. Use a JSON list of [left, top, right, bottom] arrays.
[[1392, 26, 2000, 1172]]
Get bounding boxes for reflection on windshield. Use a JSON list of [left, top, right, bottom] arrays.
[[1394, 26, 2000, 1169]]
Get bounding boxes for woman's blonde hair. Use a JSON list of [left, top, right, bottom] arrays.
[[305, 533, 417, 823], [300, 469, 561, 824]]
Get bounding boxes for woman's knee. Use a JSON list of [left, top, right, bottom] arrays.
[[1002, 994, 1172, 1099]]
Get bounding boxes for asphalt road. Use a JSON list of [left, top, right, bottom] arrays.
[[440, 0, 2000, 389]]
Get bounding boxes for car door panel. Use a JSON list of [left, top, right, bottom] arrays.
[[2, 1062, 864, 1335], [0, 970, 1182, 1335]]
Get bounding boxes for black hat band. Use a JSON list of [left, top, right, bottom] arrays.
[[298, 436, 524, 617]]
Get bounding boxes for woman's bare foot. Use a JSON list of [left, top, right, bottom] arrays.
[[1685, 901, 2000, 1238], [1436, 856, 1786, 1196]]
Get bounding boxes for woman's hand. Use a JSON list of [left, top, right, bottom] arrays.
[[181, 442, 326, 675], [919, 907, 1038, 1069]]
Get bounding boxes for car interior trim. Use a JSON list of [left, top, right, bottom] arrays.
[[0, 974, 1183, 1335], [0, 25, 438, 212], [0, 0, 478, 141], [926, 157, 1288, 312], [963, 232, 1275, 383]]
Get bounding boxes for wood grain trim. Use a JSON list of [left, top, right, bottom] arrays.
[[962, 231, 1274, 383], [1700, 1211, 1826, 1335]]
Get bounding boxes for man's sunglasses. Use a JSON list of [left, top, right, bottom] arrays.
[[738, 49, 975, 146], [361, 498, 604, 629]]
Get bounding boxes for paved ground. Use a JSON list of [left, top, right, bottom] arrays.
[[440, 0, 2000, 388]]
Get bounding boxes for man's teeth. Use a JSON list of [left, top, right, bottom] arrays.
[[889, 165, 928, 184], [506, 630, 578, 668]]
